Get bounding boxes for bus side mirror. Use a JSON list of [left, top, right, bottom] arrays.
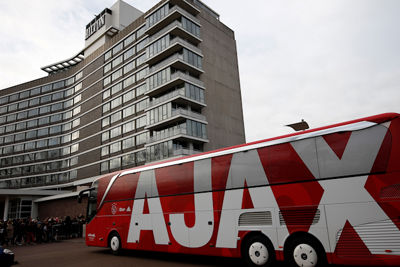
[[78, 188, 93, 203]]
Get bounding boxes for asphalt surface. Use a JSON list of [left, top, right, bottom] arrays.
[[6, 238, 270, 267], [6, 239, 357, 267]]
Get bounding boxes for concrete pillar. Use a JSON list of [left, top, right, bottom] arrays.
[[3, 196, 9, 221]]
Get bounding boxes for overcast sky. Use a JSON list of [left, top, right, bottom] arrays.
[[1, 0, 399, 142]]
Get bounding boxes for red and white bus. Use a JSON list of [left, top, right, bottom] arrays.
[[79, 113, 400, 267]]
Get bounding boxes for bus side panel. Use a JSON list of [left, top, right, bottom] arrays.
[[121, 190, 242, 257], [386, 117, 400, 173], [323, 120, 400, 266]]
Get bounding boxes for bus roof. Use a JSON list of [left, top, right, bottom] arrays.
[[102, 112, 399, 179]]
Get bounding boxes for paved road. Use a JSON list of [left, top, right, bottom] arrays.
[[8, 238, 272, 267], [7, 239, 357, 267]]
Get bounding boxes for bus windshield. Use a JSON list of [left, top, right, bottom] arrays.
[[87, 180, 99, 223]]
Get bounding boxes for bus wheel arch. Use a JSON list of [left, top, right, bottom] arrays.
[[283, 232, 327, 267], [108, 230, 122, 255], [241, 232, 276, 267]]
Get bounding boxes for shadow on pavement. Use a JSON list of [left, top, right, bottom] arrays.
[[92, 248, 288, 267]]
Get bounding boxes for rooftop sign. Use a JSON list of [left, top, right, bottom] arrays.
[[85, 8, 112, 40]]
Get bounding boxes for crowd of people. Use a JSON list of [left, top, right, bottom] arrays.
[[0, 215, 85, 246]]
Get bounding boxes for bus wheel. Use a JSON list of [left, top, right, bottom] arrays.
[[109, 232, 121, 255], [285, 236, 326, 267], [242, 234, 275, 267]]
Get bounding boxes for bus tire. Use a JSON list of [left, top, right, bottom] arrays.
[[109, 232, 121, 255], [285, 235, 326, 267], [242, 234, 275, 267]]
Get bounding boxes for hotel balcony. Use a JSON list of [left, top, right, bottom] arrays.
[[148, 52, 203, 79], [147, 35, 202, 66], [145, 4, 200, 36], [146, 125, 208, 146], [145, 108, 206, 131], [172, 148, 203, 157], [146, 70, 204, 97], [147, 87, 206, 110]]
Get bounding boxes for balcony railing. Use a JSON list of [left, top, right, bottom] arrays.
[[170, 71, 204, 87], [146, 5, 200, 34], [146, 108, 206, 129], [146, 71, 204, 94], [172, 108, 206, 121], [148, 126, 207, 144], [173, 148, 203, 157], [149, 53, 183, 74], [147, 36, 202, 64], [148, 21, 181, 43], [148, 87, 205, 108]]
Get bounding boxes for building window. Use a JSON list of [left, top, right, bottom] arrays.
[[136, 132, 149, 146], [101, 146, 109, 156], [31, 87, 41, 96], [146, 4, 169, 28], [111, 83, 122, 95], [123, 75, 135, 89], [29, 98, 40, 107], [124, 33, 136, 47], [104, 63, 112, 73], [103, 89, 111, 100], [112, 42, 123, 56], [147, 35, 169, 58], [110, 126, 121, 139], [18, 100, 29, 109], [123, 60, 135, 74], [182, 16, 201, 37], [71, 131, 79, 140], [102, 131, 110, 142], [111, 69, 123, 82], [122, 153, 135, 167], [123, 89, 135, 103], [123, 120, 135, 134], [112, 55, 123, 68], [102, 117, 110, 128], [110, 111, 122, 124], [101, 161, 109, 172], [122, 137, 135, 150], [104, 76, 111, 87], [136, 115, 146, 128], [111, 96, 122, 110], [110, 157, 121, 170], [75, 71, 83, 81], [136, 53, 147, 66], [71, 143, 79, 153], [42, 84, 52, 93], [110, 142, 121, 154], [105, 50, 112, 61], [53, 80, 65, 90], [183, 48, 202, 69], [136, 38, 148, 52], [124, 47, 135, 61], [123, 105, 135, 118]]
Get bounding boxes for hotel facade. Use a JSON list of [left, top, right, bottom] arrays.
[[0, 0, 245, 220]]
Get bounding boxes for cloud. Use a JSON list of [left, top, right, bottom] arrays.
[[203, 0, 400, 141]]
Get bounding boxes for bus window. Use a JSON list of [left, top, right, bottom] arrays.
[[87, 180, 99, 223]]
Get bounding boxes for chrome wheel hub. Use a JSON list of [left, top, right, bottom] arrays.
[[111, 236, 120, 251], [293, 243, 317, 267], [249, 242, 269, 266]]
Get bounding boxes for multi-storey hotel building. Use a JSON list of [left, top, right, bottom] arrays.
[[0, 0, 245, 220]]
